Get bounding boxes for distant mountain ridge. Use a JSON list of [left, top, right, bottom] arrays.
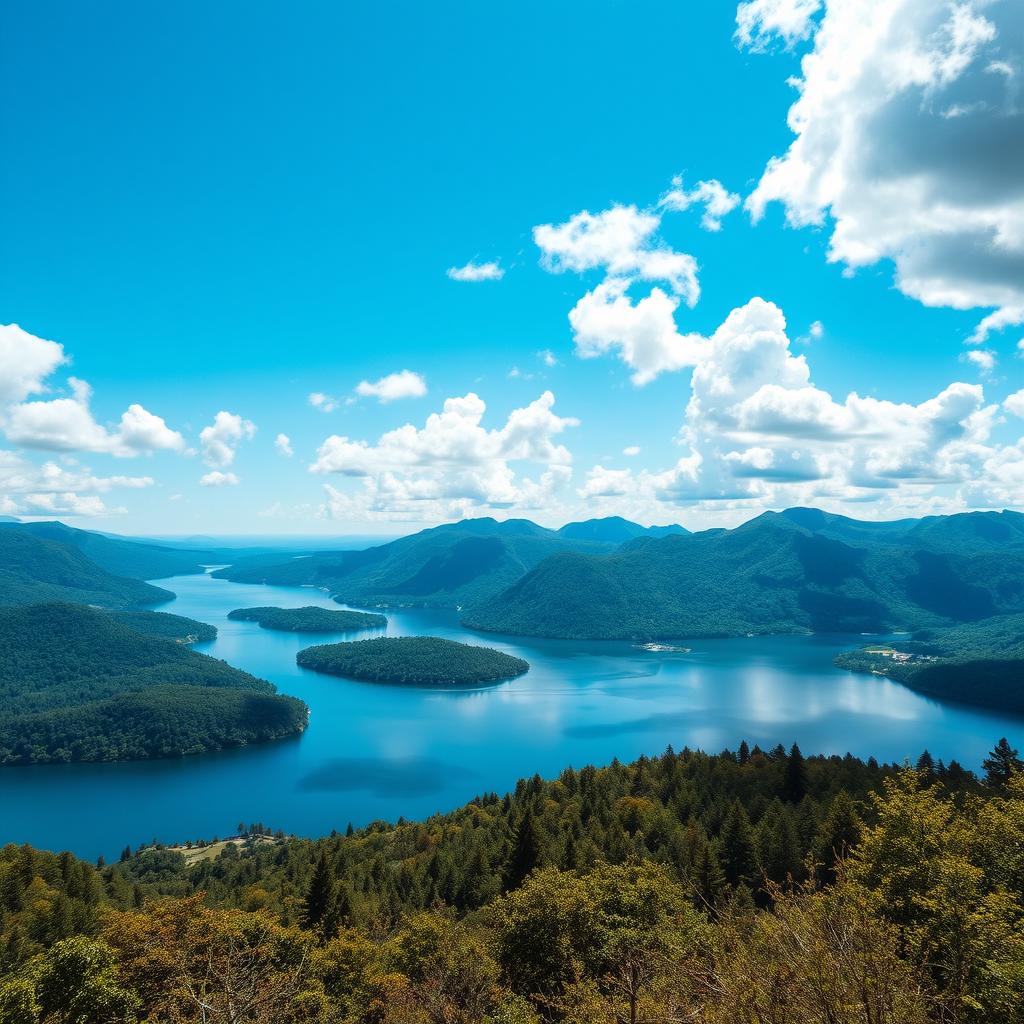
[[0, 530, 173, 609], [212, 516, 646, 609], [464, 510, 1024, 639]]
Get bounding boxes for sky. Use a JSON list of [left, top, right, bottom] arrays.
[[2, 0, 1023, 536]]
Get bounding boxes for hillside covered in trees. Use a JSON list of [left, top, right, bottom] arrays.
[[465, 511, 1024, 639], [228, 606, 387, 633], [0, 531, 173, 609], [297, 636, 529, 686], [0, 604, 307, 764], [106, 610, 217, 644], [836, 611, 1024, 713], [211, 517, 623, 609], [0, 739, 1021, 1022]]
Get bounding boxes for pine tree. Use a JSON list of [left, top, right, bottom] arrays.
[[982, 738, 1022, 786], [717, 800, 758, 888], [815, 791, 862, 883], [504, 808, 542, 891], [782, 743, 808, 803], [301, 851, 336, 931]]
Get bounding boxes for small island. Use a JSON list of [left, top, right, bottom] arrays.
[[228, 605, 387, 633], [296, 636, 529, 686]]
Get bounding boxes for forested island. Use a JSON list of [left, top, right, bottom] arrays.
[[836, 611, 1024, 713], [228, 605, 387, 633], [0, 604, 307, 764], [296, 635, 529, 685], [1, 739, 1021, 1022]]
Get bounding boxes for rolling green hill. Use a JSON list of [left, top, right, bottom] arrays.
[[297, 635, 529, 685], [107, 610, 217, 644], [0, 530, 174, 608], [464, 514, 1024, 640], [0, 604, 307, 764], [213, 517, 615, 610], [557, 516, 689, 544], [0, 520, 214, 579], [836, 612, 1024, 713]]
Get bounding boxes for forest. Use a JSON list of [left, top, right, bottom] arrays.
[[228, 606, 387, 633], [0, 739, 1021, 1022], [0, 604, 307, 764], [296, 636, 530, 686]]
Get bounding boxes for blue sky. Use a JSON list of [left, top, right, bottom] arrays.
[[2, 0, 1022, 534]]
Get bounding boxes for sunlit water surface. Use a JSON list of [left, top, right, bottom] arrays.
[[2, 572, 1020, 860]]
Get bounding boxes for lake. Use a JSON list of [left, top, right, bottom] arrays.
[[1, 571, 1021, 861]]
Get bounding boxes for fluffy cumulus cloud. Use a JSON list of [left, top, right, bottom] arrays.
[[355, 370, 427, 403], [3, 378, 185, 457], [311, 391, 578, 521], [0, 449, 154, 518], [735, 0, 821, 50], [275, 433, 294, 457], [660, 177, 741, 231], [744, 0, 1024, 341], [309, 392, 339, 413], [0, 324, 67, 403], [447, 260, 504, 282], [199, 411, 256, 468], [200, 470, 240, 487], [575, 297, 1024, 520]]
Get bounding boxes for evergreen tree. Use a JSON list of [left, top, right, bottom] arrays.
[[301, 851, 336, 932], [503, 808, 542, 891], [982, 738, 1022, 786], [717, 800, 758, 889], [815, 791, 862, 883], [782, 743, 808, 803]]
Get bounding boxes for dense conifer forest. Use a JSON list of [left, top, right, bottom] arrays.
[[296, 636, 530, 686], [0, 740, 1021, 1022], [0, 604, 307, 764], [228, 606, 387, 633]]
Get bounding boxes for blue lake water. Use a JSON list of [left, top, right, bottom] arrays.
[[1, 571, 1021, 861]]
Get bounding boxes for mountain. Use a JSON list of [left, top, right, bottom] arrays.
[[0, 603, 307, 764], [0, 530, 174, 608], [464, 513, 1024, 640], [835, 612, 1024, 713], [557, 516, 689, 544], [0, 520, 212, 579], [213, 517, 616, 609]]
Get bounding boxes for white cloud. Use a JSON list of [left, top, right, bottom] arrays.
[[3, 378, 185, 456], [569, 278, 705, 385], [808, 320, 824, 340], [311, 390, 578, 520], [962, 349, 996, 375], [534, 204, 700, 305], [199, 411, 256, 468], [275, 433, 294, 457], [623, 445, 641, 456], [539, 350, 558, 367], [578, 465, 633, 499], [0, 450, 154, 518], [355, 370, 427, 403], [745, 0, 1024, 340], [200, 470, 240, 487], [660, 177, 741, 231], [735, 0, 821, 51], [447, 261, 505, 282], [0, 324, 67, 404], [1004, 389, 1024, 418], [309, 392, 339, 413]]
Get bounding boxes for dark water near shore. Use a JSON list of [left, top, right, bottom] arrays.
[[1, 572, 1019, 860]]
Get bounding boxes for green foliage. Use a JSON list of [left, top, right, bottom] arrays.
[[0, 521, 209, 581], [836, 613, 1024, 713], [213, 517, 617, 610], [297, 636, 529, 686], [107, 610, 216, 644], [0, 604, 306, 764], [228, 605, 386, 633], [465, 513, 1024, 639], [0, 531, 171, 609]]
